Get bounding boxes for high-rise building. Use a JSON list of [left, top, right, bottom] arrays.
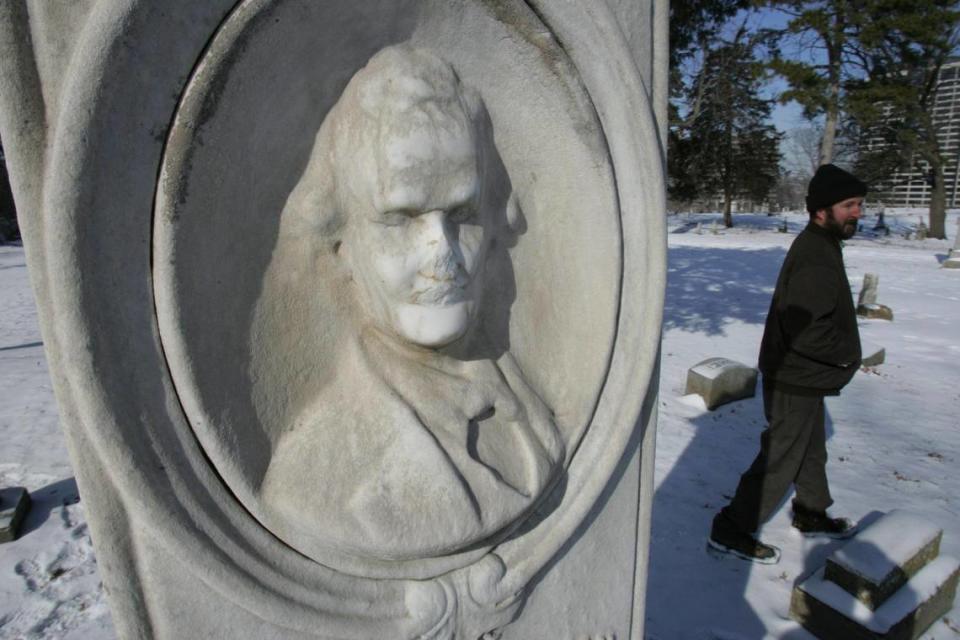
[[866, 58, 960, 208]]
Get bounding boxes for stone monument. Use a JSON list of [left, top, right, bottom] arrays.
[[0, 2, 667, 639], [943, 219, 960, 269], [685, 357, 758, 411], [857, 273, 894, 321]]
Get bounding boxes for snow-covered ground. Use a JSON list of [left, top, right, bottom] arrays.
[[647, 210, 960, 639], [0, 208, 958, 639], [0, 246, 112, 639]]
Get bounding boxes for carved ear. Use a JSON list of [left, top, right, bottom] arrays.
[[505, 192, 526, 235]]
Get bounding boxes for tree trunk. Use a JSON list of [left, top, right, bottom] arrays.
[[929, 163, 947, 239], [723, 191, 733, 227], [818, 8, 844, 166], [819, 100, 839, 166]]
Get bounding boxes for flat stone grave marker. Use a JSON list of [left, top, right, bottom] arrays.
[[861, 341, 886, 367], [685, 357, 758, 410]]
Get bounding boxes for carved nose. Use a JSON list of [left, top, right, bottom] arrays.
[[421, 210, 451, 246], [421, 210, 460, 258], [420, 211, 466, 280]]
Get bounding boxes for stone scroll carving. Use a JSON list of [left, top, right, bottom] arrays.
[[0, 0, 667, 638]]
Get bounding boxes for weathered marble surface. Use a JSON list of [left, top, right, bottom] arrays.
[[0, 1, 667, 638]]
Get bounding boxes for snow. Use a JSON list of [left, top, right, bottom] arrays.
[[798, 556, 960, 633], [690, 358, 749, 382], [0, 245, 113, 640], [1, 208, 959, 639], [830, 509, 942, 585], [647, 210, 960, 640]]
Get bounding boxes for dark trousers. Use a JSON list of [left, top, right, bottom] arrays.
[[724, 382, 833, 533]]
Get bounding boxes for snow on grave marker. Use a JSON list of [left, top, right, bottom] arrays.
[[826, 510, 942, 610], [790, 510, 960, 640], [857, 274, 894, 321], [0, 486, 31, 543], [684, 357, 757, 411]]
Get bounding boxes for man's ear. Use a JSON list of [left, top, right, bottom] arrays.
[[813, 208, 828, 224]]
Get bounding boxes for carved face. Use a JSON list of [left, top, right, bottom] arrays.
[[341, 119, 488, 348]]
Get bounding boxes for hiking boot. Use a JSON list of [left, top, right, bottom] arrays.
[[707, 512, 781, 564], [791, 502, 854, 539]]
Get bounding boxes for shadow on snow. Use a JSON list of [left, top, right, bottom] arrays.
[[664, 246, 787, 336]]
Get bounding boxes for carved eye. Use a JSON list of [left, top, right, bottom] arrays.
[[379, 210, 413, 227], [448, 205, 475, 224]]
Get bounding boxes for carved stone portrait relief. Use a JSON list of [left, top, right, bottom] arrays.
[[0, 0, 664, 633], [155, 0, 621, 580], [257, 44, 565, 566], [139, 0, 662, 636]]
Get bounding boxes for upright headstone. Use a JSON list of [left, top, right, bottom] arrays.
[[0, 2, 668, 638], [0, 487, 31, 543], [858, 274, 894, 321], [943, 218, 960, 268], [874, 205, 887, 233]]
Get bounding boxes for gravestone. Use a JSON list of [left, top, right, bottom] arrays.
[[685, 357, 758, 410], [0, 486, 31, 543], [858, 274, 894, 321], [944, 219, 960, 269], [0, 2, 667, 638], [791, 510, 960, 640], [861, 341, 886, 368]]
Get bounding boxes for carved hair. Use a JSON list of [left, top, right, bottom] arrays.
[[283, 44, 486, 248]]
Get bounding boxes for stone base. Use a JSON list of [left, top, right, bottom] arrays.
[[0, 486, 31, 543], [825, 511, 942, 609], [858, 304, 894, 321], [685, 357, 757, 411], [943, 257, 960, 269], [791, 556, 960, 640]]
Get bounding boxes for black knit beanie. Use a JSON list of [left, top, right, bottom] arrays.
[[805, 164, 867, 215]]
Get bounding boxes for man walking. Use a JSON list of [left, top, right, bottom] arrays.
[[709, 164, 867, 564]]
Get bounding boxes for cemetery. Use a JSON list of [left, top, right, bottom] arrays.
[[1, 2, 958, 639]]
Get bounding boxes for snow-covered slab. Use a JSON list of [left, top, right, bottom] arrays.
[[790, 555, 960, 640], [826, 510, 942, 609], [684, 357, 757, 411]]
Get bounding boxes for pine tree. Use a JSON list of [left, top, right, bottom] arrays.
[[847, 0, 960, 239], [762, 0, 868, 165], [675, 30, 782, 226]]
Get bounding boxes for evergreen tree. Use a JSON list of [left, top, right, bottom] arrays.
[[762, 0, 868, 165], [670, 0, 752, 67], [668, 0, 753, 211], [847, 0, 959, 239], [674, 30, 782, 226]]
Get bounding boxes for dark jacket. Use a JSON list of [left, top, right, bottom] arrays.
[[758, 222, 861, 395]]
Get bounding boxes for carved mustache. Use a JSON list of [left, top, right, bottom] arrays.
[[409, 248, 470, 305]]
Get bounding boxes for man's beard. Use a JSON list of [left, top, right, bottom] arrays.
[[825, 206, 858, 239]]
